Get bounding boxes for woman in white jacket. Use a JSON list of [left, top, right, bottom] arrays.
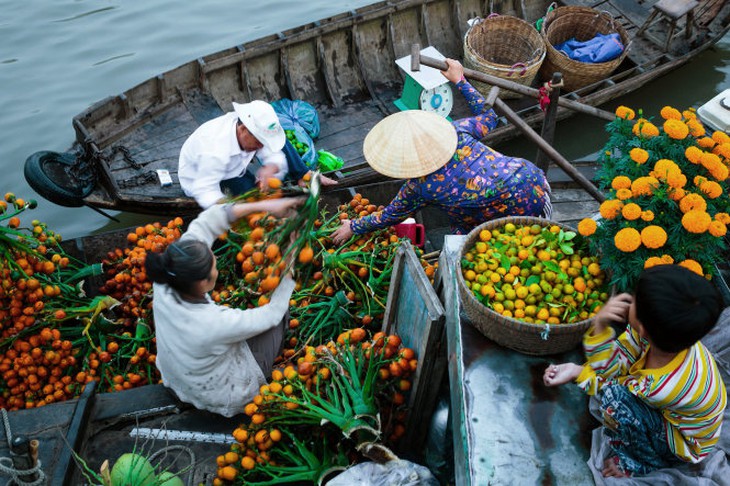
[[145, 198, 302, 417]]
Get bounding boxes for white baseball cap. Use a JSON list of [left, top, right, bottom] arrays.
[[232, 100, 286, 151]]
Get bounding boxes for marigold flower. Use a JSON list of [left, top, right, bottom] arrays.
[[678, 193, 707, 213], [629, 148, 649, 164], [666, 171, 687, 189], [709, 220, 727, 237], [660, 106, 682, 120], [712, 131, 730, 145], [640, 225, 667, 249], [599, 199, 624, 220], [660, 254, 674, 264], [709, 163, 729, 182], [679, 259, 703, 276], [614, 228, 642, 252], [631, 177, 659, 197], [641, 210, 654, 222], [577, 218, 597, 236], [682, 108, 697, 120], [664, 119, 689, 140], [687, 119, 705, 138], [616, 188, 633, 201], [621, 203, 642, 221], [644, 256, 668, 269], [700, 152, 721, 171], [698, 137, 716, 149], [668, 187, 686, 201], [681, 210, 711, 233], [632, 118, 648, 136], [714, 143, 730, 159], [615, 106, 635, 120], [641, 122, 660, 138], [611, 176, 632, 190], [693, 175, 708, 186], [685, 146, 703, 164], [699, 180, 723, 199], [715, 212, 730, 225]]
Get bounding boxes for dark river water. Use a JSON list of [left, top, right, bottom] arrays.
[[1, 1, 728, 239]]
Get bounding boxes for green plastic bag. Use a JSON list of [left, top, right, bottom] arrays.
[[317, 150, 344, 172]]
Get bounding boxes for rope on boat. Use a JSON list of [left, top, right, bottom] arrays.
[[148, 445, 196, 486], [0, 409, 46, 486]]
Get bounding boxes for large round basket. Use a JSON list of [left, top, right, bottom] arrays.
[[463, 15, 546, 100], [539, 6, 630, 92], [457, 216, 593, 356]]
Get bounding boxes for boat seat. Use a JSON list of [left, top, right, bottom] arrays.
[[637, 0, 700, 52]]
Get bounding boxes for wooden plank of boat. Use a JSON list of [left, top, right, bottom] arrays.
[[29, 0, 729, 215]]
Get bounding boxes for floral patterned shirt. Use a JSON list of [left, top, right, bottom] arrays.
[[351, 79, 550, 235]]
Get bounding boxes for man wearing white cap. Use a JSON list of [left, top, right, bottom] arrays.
[[179, 100, 332, 209]]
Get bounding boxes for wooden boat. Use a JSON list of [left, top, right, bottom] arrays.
[[24, 0, 730, 216]]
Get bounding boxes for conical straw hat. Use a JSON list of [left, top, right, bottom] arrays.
[[363, 111, 457, 179]]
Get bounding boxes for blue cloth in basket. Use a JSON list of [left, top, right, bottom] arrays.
[[554, 33, 624, 63]]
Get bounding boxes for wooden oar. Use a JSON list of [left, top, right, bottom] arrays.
[[415, 51, 616, 122]]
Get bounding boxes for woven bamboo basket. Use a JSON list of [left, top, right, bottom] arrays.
[[456, 216, 593, 355], [463, 15, 546, 100], [539, 6, 630, 92]]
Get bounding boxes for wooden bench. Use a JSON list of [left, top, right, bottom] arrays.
[[637, 0, 700, 52]]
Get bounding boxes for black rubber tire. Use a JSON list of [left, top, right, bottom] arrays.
[[24, 150, 93, 207]]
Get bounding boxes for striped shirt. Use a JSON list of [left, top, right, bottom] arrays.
[[576, 325, 727, 463]]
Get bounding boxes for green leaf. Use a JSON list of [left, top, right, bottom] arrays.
[[560, 243, 574, 255], [500, 254, 511, 270], [525, 275, 540, 286], [543, 260, 560, 272]]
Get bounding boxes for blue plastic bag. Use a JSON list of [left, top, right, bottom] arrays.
[[554, 33, 624, 63], [272, 98, 320, 168]]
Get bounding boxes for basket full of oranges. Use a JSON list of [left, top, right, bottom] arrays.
[[456, 216, 609, 355]]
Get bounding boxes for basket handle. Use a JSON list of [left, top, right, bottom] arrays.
[[506, 62, 527, 77], [535, 2, 557, 31], [486, 12, 500, 19]]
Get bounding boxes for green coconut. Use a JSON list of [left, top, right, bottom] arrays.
[[157, 471, 185, 486], [110, 453, 157, 486]]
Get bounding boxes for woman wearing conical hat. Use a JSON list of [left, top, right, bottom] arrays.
[[331, 59, 552, 245]]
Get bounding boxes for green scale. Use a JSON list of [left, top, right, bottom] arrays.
[[394, 46, 453, 119]]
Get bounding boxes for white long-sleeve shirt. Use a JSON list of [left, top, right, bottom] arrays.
[[152, 204, 295, 417], [178, 112, 288, 208]]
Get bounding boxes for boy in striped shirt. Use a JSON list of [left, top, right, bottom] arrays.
[[544, 265, 727, 477]]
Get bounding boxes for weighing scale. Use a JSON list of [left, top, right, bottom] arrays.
[[394, 46, 453, 118]]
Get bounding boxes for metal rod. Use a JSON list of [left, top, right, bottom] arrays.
[[418, 54, 616, 122], [83, 203, 121, 222]]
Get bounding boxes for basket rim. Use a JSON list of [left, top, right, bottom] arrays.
[[456, 216, 593, 333]]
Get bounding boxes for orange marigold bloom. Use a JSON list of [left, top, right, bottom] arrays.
[[682, 108, 697, 120], [681, 210, 712, 233], [614, 228, 642, 252], [699, 180, 723, 199], [660, 254, 675, 264], [714, 143, 730, 159], [709, 163, 729, 182], [629, 148, 649, 164], [577, 218, 597, 236], [660, 106, 682, 120], [678, 193, 707, 213], [685, 146, 703, 164], [611, 175, 632, 190], [663, 119, 689, 140], [693, 175, 708, 186], [644, 256, 668, 269], [640, 225, 667, 249], [632, 118, 648, 136], [641, 210, 655, 222], [599, 200, 624, 220], [616, 188, 633, 201], [621, 203, 642, 221], [712, 131, 730, 145], [641, 122, 660, 138], [700, 152, 721, 171], [687, 119, 705, 138], [631, 176, 659, 197], [709, 220, 727, 237], [652, 158, 678, 178], [669, 187, 686, 201], [679, 259, 704, 276], [715, 212, 730, 225], [615, 106, 635, 120], [698, 137, 716, 149], [666, 171, 687, 189]]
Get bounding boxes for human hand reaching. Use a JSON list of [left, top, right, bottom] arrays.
[[440, 58, 465, 84], [331, 220, 353, 246], [594, 293, 632, 334], [256, 164, 280, 191], [543, 362, 583, 387]]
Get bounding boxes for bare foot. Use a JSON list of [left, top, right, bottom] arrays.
[[602, 457, 628, 478], [320, 174, 338, 186]]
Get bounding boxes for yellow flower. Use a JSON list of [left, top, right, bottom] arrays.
[[640, 225, 667, 249], [693, 175, 708, 186], [669, 187, 686, 201], [700, 152, 721, 171], [709, 220, 727, 237], [611, 176, 632, 190], [660, 106, 682, 120], [679, 259, 704, 276], [644, 256, 669, 269], [681, 210, 712, 233], [616, 188, 633, 200], [682, 108, 697, 120], [699, 180, 723, 199], [678, 193, 707, 213], [599, 200, 624, 220], [687, 119, 705, 138], [712, 131, 730, 145], [615, 228, 642, 252], [698, 137, 716, 149], [615, 106, 635, 120], [641, 122, 660, 138], [666, 171, 687, 189], [663, 119, 689, 140], [629, 148, 649, 164], [715, 212, 730, 225], [577, 218, 597, 236], [621, 203, 642, 220], [685, 146, 703, 164], [714, 143, 730, 159], [709, 163, 729, 182], [660, 254, 675, 264], [632, 118, 648, 136], [650, 158, 679, 180], [631, 176, 659, 197], [641, 210, 654, 222]]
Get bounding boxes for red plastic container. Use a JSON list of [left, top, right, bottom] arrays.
[[394, 222, 425, 247]]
